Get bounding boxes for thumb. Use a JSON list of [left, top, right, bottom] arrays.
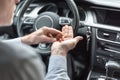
[[74, 36, 83, 43]]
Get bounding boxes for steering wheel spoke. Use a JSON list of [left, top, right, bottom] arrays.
[[23, 17, 35, 25]]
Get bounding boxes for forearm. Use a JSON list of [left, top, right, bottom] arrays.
[[51, 46, 68, 56], [21, 29, 42, 45]]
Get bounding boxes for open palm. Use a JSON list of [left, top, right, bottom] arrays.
[[51, 25, 83, 55]]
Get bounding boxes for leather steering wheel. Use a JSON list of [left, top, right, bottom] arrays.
[[16, 0, 80, 54]]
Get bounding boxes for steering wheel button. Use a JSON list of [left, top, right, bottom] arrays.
[[59, 17, 71, 25], [24, 18, 35, 24]]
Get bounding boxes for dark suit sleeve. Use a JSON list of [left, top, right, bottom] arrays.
[[0, 38, 45, 80], [1, 38, 70, 80]]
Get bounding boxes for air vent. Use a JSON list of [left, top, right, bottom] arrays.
[[97, 29, 117, 41]]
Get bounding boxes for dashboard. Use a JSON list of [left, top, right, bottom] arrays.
[[84, 1, 120, 80], [1, 0, 120, 80]]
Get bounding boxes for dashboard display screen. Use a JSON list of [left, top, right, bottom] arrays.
[[93, 7, 120, 27]]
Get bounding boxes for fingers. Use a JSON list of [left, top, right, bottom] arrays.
[[62, 25, 73, 39], [42, 26, 63, 41], [43, 27, 63, 36], [44, 37, 57, 43], [48, 33, 64, 42], [38, 26, 83, 44]]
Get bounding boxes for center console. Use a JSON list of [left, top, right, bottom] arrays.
[[85, 6, 120, 80], [87, 28, 120, 80]]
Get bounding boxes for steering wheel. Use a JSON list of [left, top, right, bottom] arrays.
[[16, 0, 80, 54]]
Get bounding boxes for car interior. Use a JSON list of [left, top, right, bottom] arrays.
[[1, 0, 120, 80]]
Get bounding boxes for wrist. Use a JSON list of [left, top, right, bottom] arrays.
[[21, 35, 32, 45], [51, 48, 68, 56], [21, 29, 43, 45]]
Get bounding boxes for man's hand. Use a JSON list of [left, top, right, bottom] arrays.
[[51, 25, 83, 56], [21, 26, 63, 45]]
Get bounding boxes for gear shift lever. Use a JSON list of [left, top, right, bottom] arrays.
[[105, 60, 120, 78]]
